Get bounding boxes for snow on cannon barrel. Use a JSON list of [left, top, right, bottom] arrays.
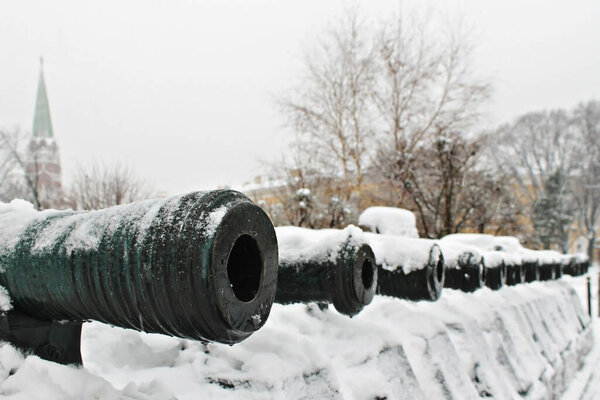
[[0, 191, 278, 364], [437, 241, 485, 293], [274, 226, 377, 317], [365, 233, 445, 301]]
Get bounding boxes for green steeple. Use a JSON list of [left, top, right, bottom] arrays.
[[32, 58, 54, 138]]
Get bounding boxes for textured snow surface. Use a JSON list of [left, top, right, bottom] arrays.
[[276, 225, 366, 265], [358, 207, 419, 238], [364, 232, 437, 273], [0, 279, 592, 399]]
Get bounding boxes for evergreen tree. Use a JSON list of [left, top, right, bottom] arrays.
[[531, 171, 575, 251]]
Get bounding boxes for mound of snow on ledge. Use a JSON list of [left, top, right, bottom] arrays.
[[358, 207, 418, 237]]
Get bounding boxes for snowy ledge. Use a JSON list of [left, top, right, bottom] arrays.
[[0, 278, 592, 399]]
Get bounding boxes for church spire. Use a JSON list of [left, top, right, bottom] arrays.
[[32, 57, 54, 138]]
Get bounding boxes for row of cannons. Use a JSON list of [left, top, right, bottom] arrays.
[[0, 190, 591, 365]]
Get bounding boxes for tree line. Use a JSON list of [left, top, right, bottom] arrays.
[[257, 9, 599, 262], [0, 128, 152, 211]]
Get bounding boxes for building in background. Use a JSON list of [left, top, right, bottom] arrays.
[[26, 58, 65, 209]]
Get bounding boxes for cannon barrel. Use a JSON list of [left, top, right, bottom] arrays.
[[481, 252, 506, 290], [505, 257, 525, 286], [365, 234, 445, 301], [274, 226, 377, 316], [0, 190, 278, 345], [438, 242, 485, 293], [523, 261, 540, 282], [572, 253, 591, 276]]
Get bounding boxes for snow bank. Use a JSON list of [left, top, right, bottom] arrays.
[[0, 279, 590, 399], [275, 225, 366, 265], [358, 207, 419, 237], [363, 232, 437, 273]]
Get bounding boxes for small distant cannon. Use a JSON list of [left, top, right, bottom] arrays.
[[537, 251, 563, 281], [481, 252, 507, 290], [0, 190, 278, 364], [365, 234, 445, 301], [504, 254, 525, 286], [274, 226, 377, 317], [438, 242, 485, 293]]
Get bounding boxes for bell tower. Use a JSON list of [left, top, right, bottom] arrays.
[[27, 58, 64, 209]]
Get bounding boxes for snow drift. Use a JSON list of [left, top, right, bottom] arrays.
[[0, 279, 591, 399]]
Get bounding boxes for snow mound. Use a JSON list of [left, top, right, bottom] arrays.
[[0, 280, 591, 399], [358, 206, 419, 237]]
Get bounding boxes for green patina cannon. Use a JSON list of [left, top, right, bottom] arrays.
[[274, 226, 377, 317], [365, 234, 445, 302], [0, 190, 278, 364]]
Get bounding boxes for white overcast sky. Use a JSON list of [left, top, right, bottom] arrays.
[[0, 0, 599, 196]]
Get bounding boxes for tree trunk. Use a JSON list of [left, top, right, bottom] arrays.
[[588, 234, 596, 264]]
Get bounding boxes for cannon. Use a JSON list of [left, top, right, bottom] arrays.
[[480, 252, 507, 290], [0, 190, 278, 364], [274, 226, 377, 317], [365, 234, 445, 301], [537, 251, 563, 281], [570, 253, 591, 276], [523, 260, 540, 282], [438, 241, 485, 293], [504, 253, 525, 286]]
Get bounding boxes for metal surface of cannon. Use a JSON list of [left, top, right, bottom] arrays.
[[274, 226, 377, 316], [505, 257, 525, 286], [365, 234, 445, 301], [523, 261, 540, 282], [0, 190, 278, 364], [482, 253, 507, 290], [438, 242, 485, 293], [571, 254, 591, 276], [538, 263, 556, 281]]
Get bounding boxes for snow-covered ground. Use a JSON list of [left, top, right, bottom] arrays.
[[0, 272, 596, 399], [559, 265, 600, 400]]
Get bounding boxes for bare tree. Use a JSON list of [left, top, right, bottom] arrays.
[[0, 128, 58, 209], [278, 8, 375, 208], [372, 10, 491, 192], [70, 162, 153, 210], [255, 150, 357, 229], [572, 101, 600, 261], [388, 130, 505, 238], [493, 109, 581, 250]]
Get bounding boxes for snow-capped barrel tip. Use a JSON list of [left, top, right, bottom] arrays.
[[274, 226, 377, 317], [364, 234, 445, 301], [0, 190, 278, 344]]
